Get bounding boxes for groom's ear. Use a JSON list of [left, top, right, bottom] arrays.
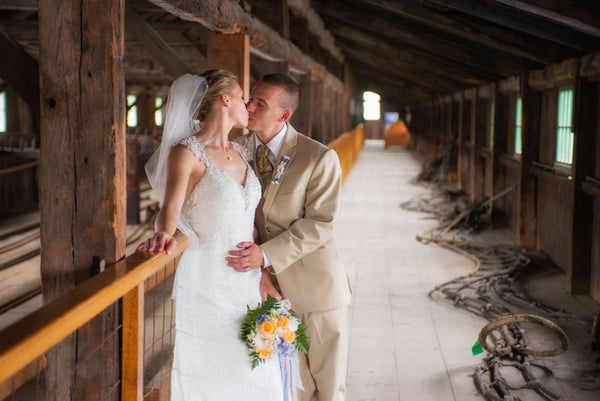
[[280, 109, 291, 122]]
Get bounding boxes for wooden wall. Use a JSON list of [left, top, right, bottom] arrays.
[[410, 54, 600, 302]]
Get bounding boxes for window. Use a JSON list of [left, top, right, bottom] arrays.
[[0, 91, 6, 132], [514, 96, 522, 155], [127, 95, 138, 127], [155, 97, 164, 127], [384, 112, 399, 129], [488, 101, 495, 149], [555, 86, 574, 165], [362, 91, 380, 121]]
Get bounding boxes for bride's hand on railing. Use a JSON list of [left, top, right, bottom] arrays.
[[136, 231, 177, 256]]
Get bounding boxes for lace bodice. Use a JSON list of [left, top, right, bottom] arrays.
[[180, 136, 260, 249], [171, 135, 262, 303]]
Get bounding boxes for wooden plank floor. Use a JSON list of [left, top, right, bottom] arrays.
[[337, 140, 600, 401]]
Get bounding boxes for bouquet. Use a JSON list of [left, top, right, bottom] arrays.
[[241, 296, 309, 369]]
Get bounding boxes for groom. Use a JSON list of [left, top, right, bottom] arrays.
[[227, 73, 351, 401]]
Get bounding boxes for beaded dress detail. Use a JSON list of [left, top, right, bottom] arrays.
[[170, 136, 282, 401]]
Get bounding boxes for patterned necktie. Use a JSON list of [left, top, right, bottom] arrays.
[[256, 144, 274, 193]]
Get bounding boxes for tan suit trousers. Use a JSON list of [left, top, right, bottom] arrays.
[[298, 306, 349, 401]]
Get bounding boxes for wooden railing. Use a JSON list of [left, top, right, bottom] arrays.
[[0, 233, 188, 399], [328, 124, 364, 183]]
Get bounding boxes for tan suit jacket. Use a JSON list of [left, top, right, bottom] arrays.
[[235, 124, 352, 313]]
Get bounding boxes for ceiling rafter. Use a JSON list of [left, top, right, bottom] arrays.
[[424, 0, 600, 51]]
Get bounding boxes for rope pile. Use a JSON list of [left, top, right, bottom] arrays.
[[401, 185, 591, 400]]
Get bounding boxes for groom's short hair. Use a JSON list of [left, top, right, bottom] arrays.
[[260, 73, 301, 113]]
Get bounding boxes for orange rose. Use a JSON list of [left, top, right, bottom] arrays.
[[277, 316, 289, 329], [259, 320, 277, 336], [258, 348, 272, 359], [283, 330, 296, 344]]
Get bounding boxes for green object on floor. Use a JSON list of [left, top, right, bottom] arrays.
[[472, 340, 483, 356]]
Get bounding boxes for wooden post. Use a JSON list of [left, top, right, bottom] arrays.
[[456, 93, 464, 190], [273, 0, 290, 39], [126, 137, 141, 224], [518, 74, 541, 249], [122, 284, 144, 401], [136, 91, 155, 135], [469, 91, 477, 201], [207, 32, 250, 139], [5, 87, 20, 132], [290, 72, 312, 136], [311, 77, 323, 142], [568, 74, 596, 293], [492, 90, 510, 224], [38, 0, 126, 399]]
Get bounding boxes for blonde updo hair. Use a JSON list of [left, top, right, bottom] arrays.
[[197, 69, 239, 121]]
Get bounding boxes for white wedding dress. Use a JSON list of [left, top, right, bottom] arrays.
[[170, 136, 283, 401]]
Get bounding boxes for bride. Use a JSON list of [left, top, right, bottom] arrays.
[[137, 70, 284, 400]]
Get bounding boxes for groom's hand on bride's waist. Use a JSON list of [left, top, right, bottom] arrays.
[[226, 242, 264, 272]]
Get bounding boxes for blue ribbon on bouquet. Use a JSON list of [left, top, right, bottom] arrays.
[[279, 353, 294, 401]]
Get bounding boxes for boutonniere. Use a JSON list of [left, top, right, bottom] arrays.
[[272, 155, 290, 184]]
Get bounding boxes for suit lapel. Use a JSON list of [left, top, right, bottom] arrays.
[[261, 124, 299, 217]]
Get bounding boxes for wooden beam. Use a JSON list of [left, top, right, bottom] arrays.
[[426, 0, 600, 51], [529, 58, 578, 90], [327, 23, 498, 85], [491, 0, 600, 37], [360, 0, 553, 64], [38, 0, 126, 399], [125, 9, 193, 77], [0, 27, 39, 118], [316, 6, 518, 79], [581, 52, 600, 81], [0, 0, 37, 10], [147, 0, 341, 85], [250, 52, 288, 78]]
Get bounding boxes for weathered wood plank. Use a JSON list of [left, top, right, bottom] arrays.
[[568, 75, 596, 293], [529, 59, 578, 90], [206, 32, 250, 140], [289, 71, 312, 136], [518, 74, 541, 249], [38, 0, 126, 399]]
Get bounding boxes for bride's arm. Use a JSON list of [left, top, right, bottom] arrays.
[[137, 146, 202, 255]]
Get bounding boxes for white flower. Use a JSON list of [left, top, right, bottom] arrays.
[[288, 318, 299, 332], [279, 299, 292, 311]]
